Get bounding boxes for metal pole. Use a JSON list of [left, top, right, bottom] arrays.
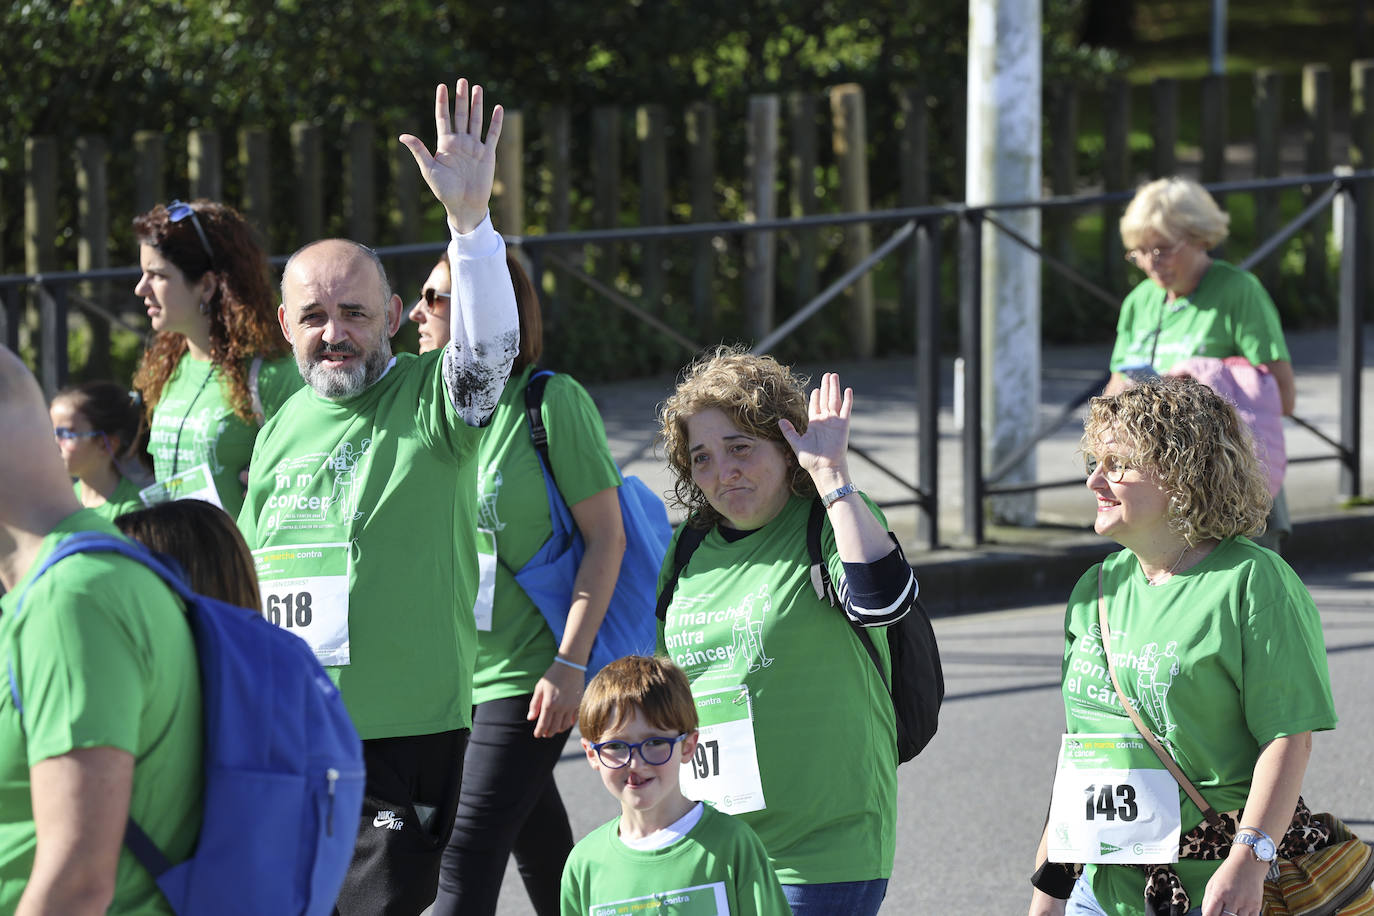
[[915, 218, 941, 549], [960, 212, 985, 545], [1210, 0, 1228, 75], [1337, 178, 1366, 497], [37, 279, 68, 396]]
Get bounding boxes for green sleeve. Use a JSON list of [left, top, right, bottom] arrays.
[[14, 577, 148, 764], [733, 819, 790, 915], [1229, 273, 1290, 366], [254, 354, 305, 419]]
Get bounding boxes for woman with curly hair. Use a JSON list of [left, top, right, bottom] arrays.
[[1028, 377, 1337, 916], [654, 347, 923, 915], [131, 199, 302, 517]]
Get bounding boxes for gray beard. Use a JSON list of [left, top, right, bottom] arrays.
[[299, 337, 393, 399]]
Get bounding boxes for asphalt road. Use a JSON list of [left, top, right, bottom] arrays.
[[476, 563, 1374, 916]]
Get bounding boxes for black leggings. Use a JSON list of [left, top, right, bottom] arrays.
[[431, 694, 574, 916]]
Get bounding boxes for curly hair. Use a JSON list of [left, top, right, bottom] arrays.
[[659, 346, 812, 528], [131, 199, 286, 424], [1119, 176, 1231, 252], [1083, 376, 1271, 544]]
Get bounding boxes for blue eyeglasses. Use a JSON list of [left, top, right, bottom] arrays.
[[589, 734, 686, 769], [167, 199, 215, 269], [54, 427, 108, 444]]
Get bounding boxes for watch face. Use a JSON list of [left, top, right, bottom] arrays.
[[1256, 837, 1277, 861]]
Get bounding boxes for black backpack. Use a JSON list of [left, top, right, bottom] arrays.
[[655, 497, 944, 764]]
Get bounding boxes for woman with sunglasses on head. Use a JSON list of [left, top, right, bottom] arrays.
[[1027, 377, 1339, 916], [131, 199, 303, 518], [48, 380, 154, 521], [1107, 177, 1295, 551]]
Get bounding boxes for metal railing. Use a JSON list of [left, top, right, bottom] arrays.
[[1, 171, 1367, 547]]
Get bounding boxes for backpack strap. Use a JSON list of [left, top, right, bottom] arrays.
[[654, 522, 709, 621], [809, 496, 895, 695], [523, 367, 557, 485]]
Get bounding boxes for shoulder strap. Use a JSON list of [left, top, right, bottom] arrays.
[[523, 367, 556, 479], [17, 532, 192, 617], [654, 522, 710, 621], [805, 496, 836, 606], [249, 356, 265, 426], [1096, 566, 1223, 828]]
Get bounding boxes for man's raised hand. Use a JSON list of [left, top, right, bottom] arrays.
[[399, 78, 504, 234]]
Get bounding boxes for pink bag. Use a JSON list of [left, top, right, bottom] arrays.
[[1167, 356, 1286, 497]]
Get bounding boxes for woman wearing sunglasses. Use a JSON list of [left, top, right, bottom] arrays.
[[131, 199, 302, 517], [48, 380, 153, 521], [1107, 177, 1295, 551]]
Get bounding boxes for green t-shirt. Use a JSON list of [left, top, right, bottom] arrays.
[[74, 475, 147, 523], [1061, 537, 1337, 916], [1109, 260, 1291, 375], [0, 511, 203, 913], [149, 352, 303, 518], [472, 367, 622, 705], [238, 350, 485, 740], [655, 494, 897, 885], [560, 804, 789, 916]]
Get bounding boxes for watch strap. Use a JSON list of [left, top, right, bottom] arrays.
[[820, 482, 858, 509]]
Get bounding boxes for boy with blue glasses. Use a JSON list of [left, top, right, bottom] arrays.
[[561, 656, 788, 915]]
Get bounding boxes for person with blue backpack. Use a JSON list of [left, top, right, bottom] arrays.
[[0, 344, 203, 914], [415, 252, 670, 916]]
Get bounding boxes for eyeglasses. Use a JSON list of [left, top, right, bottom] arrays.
[[589, 734, 686, 769], [1084, 453, 1135, 483], [422, 288, 451, 309], [167, 199, 216, 269], [1124, 240, 1186, 266]]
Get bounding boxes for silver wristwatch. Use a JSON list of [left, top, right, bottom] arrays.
[[1233, 827, 1277, 863]]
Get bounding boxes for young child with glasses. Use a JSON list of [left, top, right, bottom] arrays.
[[561, 655, 788, 916]]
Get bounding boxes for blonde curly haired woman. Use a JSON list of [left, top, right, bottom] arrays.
[[1028, 377, 1337, 916]]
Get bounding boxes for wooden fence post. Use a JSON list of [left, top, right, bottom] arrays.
[[829, 83, 875, 359], [745, 95, 779, 344], [75, 136, 111, 378], [1102, 79, 1131, 295], [591, 106, 621, 283], [1352, 60, 1374, 306], [390, 134, 421, 303], [1200, 74, 1228, 185], [290, 122, 323, 248], [1253, 69, 1282, 293], [542, 104, 572, 323], [26, 137, 61, 394], [1303, 64, 1332, 305], [899, 83, 931, 335], [686, 101, 717, 337], [787, 92, 819, 316], [494, 109, 524, 238], [1151, 78, 1178, 177], [347, 119, 376, 244], [133, 131, 165, 216], [637, 104, 667, 316], [1046, 82, 1079, 310], [189, 128, 222, 201], [239, 127, 271, 249]]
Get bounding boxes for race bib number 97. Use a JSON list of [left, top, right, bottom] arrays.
[[252, 542, 351, 666]]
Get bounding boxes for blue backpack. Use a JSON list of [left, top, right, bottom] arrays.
[[12, 531, 365, 916], [506, 369, 672, 678]]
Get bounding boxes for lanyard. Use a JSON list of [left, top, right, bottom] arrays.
[[168, 365, 215, 478]]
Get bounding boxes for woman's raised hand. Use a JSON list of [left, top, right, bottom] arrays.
[[779, 371, 853, 491]]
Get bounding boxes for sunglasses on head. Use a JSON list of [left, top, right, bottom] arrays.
[[167, 199, 216, 269]]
